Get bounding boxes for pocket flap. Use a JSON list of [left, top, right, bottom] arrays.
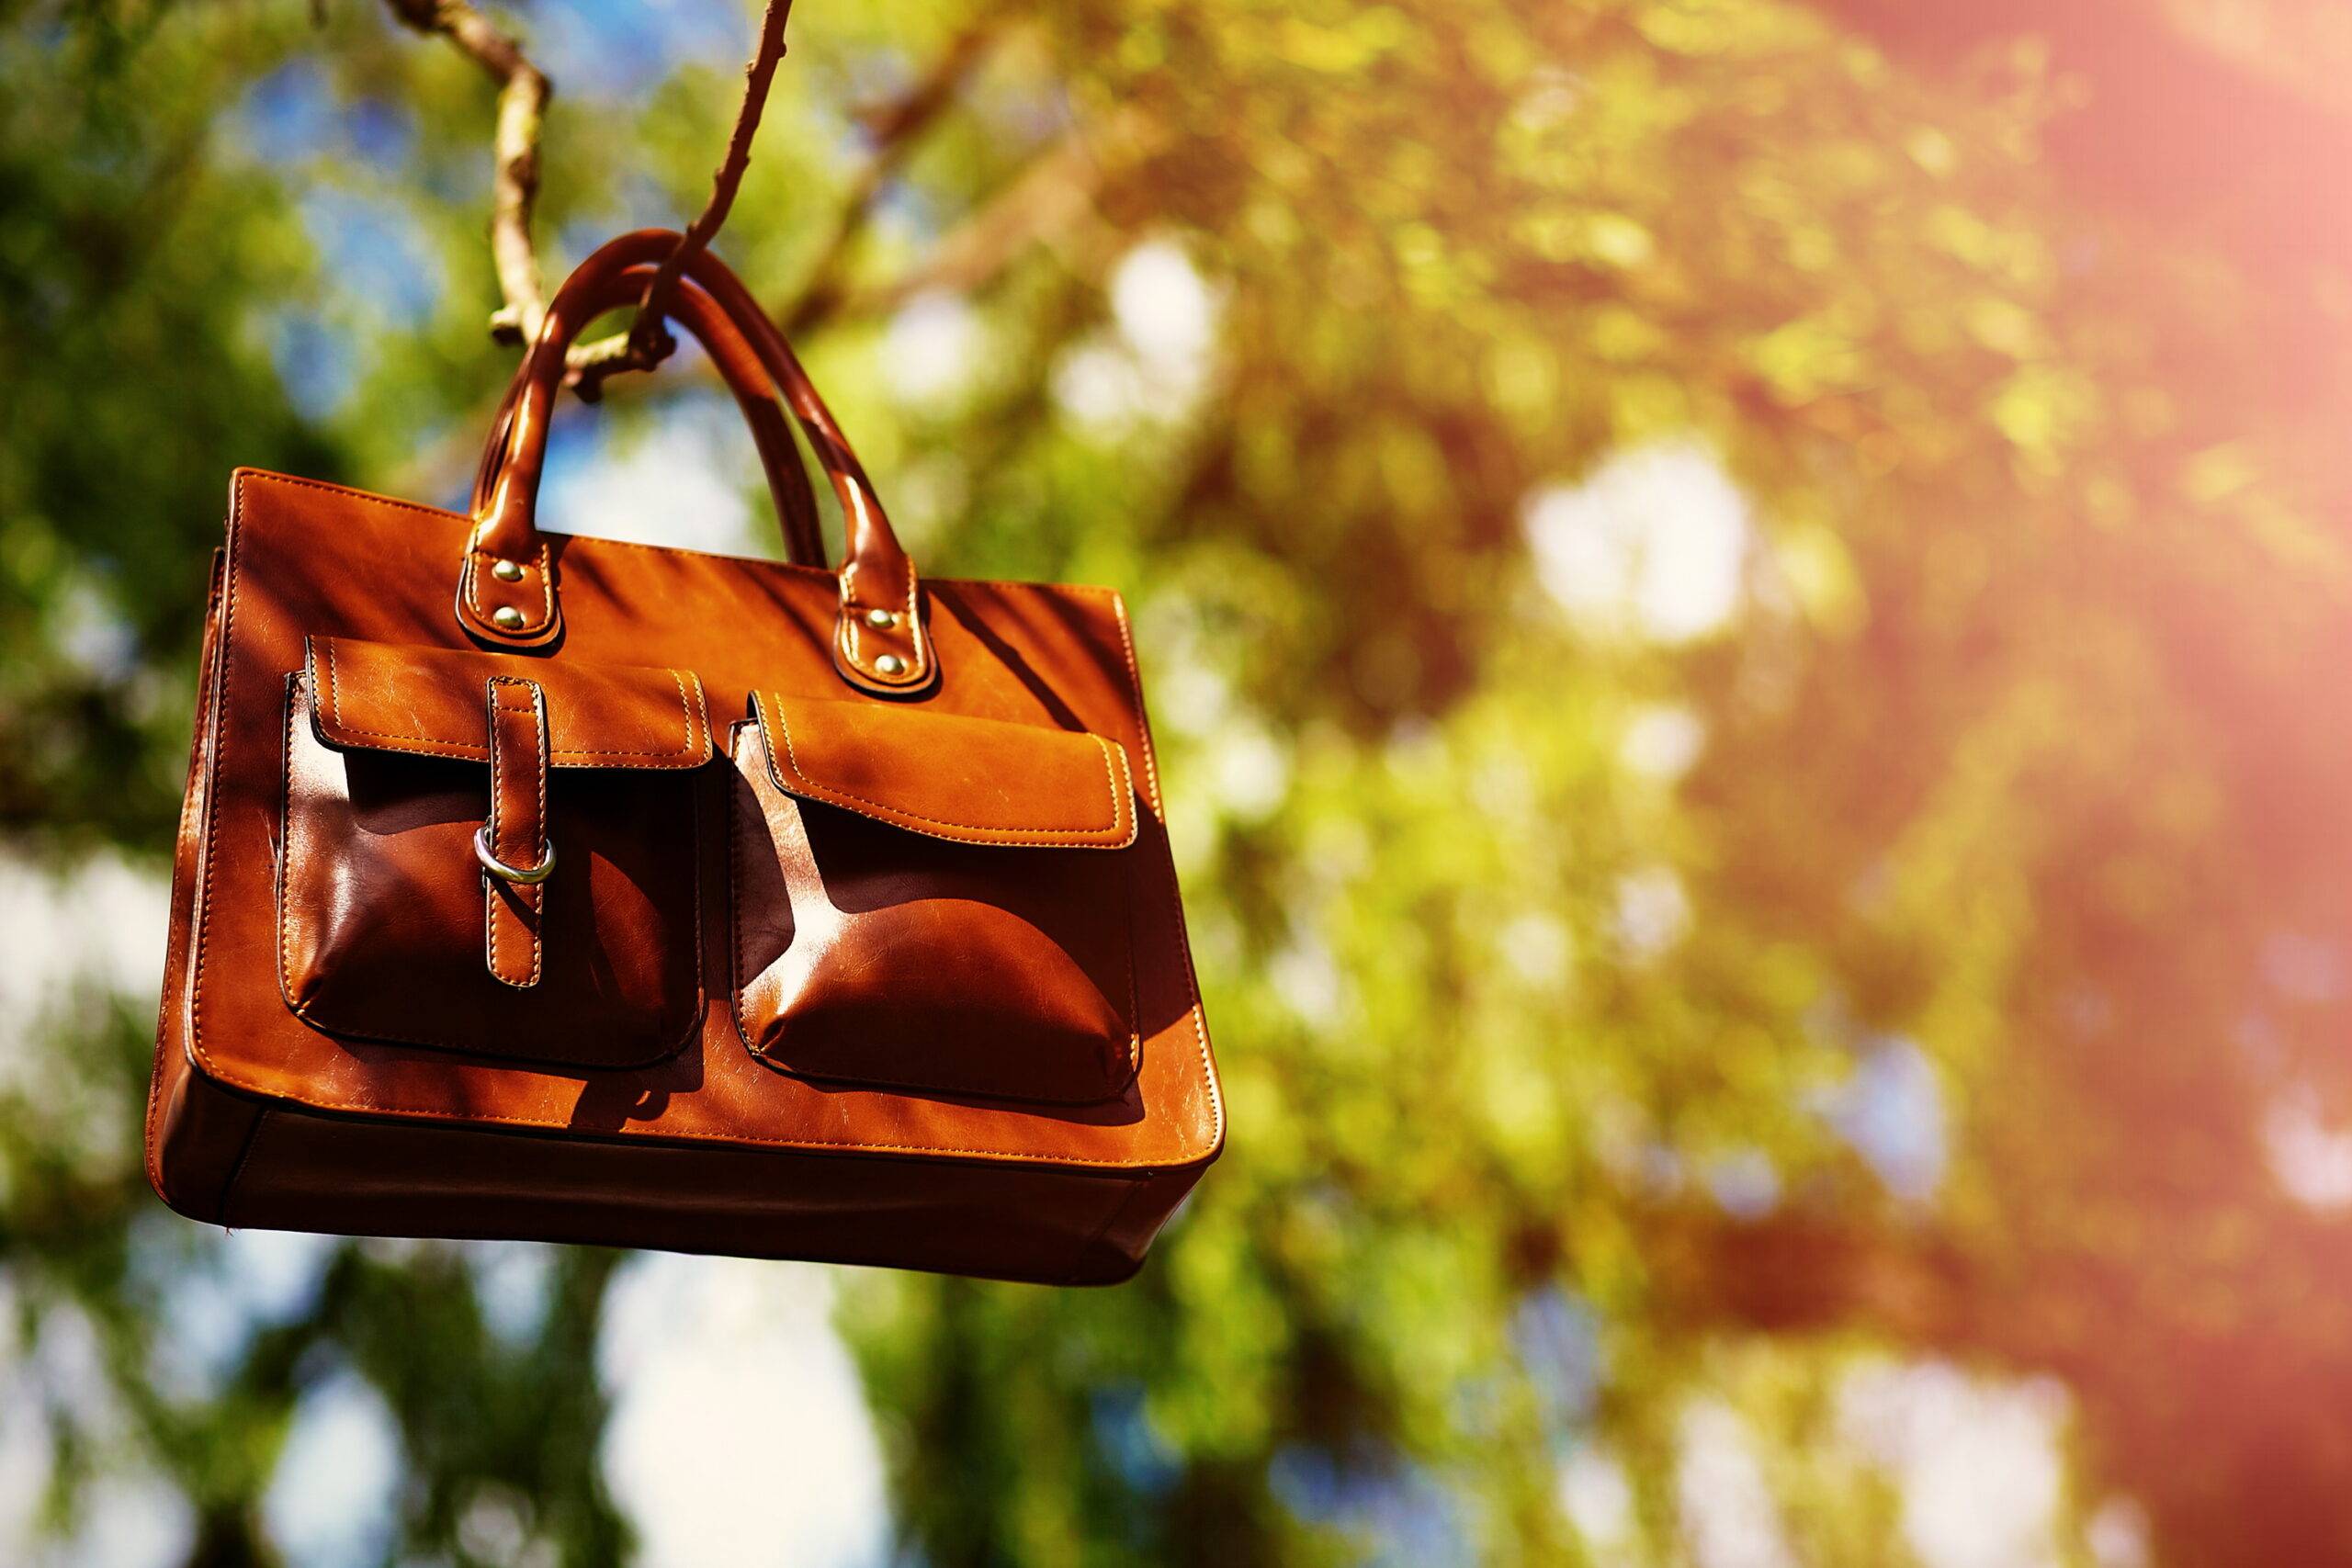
[[750, 692, 1136, 849], [306, 636, 711, 769]]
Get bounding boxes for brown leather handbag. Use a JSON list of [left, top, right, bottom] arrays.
[[143, 230, 1223, 1284]]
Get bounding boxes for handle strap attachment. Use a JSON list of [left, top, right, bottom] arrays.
[[459, 230, 935, 698], [471, 265, 827, 570]]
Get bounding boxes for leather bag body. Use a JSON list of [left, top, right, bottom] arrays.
[[144, 231, 1224, 1284]]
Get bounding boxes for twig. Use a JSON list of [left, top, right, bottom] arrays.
[[801, 105, 1159, 327], [381, 99, 1149, 512], [780, 23, 999, 336], [382, 0, 1102, 393], [570, 0, 798, 400], [632, 0, 795, 355], [383, 0, 549, 344]]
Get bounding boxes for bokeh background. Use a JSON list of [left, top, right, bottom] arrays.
[[7, 0, 2352, 1562]]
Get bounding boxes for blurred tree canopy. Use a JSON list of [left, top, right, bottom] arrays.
[[6, 0, 2352, 1563]]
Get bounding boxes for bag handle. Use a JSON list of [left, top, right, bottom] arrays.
[[469, 264, 827, 570], [459, 230, 933, 697]]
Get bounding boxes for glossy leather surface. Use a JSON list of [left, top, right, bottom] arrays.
[[732, 718, 1139, 1106], [465, 232, 934, 701], [480, 674, 551, 988], [306, 635, 711, 767], [749, 691, 1136, 849], [145, 237, 1222, 1282], [471, 265, 828, 570], [278, 674, 704, 1066]]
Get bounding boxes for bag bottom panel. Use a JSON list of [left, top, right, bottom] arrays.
[[170, 1083, 1182, 1284]]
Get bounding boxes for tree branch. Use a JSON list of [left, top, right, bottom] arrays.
[[372, 59, 1157, 508], [569, 0, 799, 400], [571, 0, 799, 399], [384, 0, 549, 344], [633, 0, 797, 355], [381, 0, 1107, 396], [798, 104, 1159, 328], [778, 23, 1000, 336], [385, 0, 801, 389]]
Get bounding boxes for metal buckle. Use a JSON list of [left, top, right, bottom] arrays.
[[473, 824, 557, 886]]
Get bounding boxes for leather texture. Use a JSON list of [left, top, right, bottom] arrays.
[[307, 635, 713, 768], [748, 691, 1137, 849], [145, 231, 1223, 1284], [480, 675, 552, 989], [464, 234, 934, 702], [731, 717, 1141, 1107]]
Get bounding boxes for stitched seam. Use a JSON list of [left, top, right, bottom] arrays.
[[308, 739, 705, 767], [286, 901, 699, 1062], [275, 677, 301, 1044], [194, 478, 1193, 1168], [1089, 734, 1119, 837], [744, 1043, 1130, 1104], [1089, 734, 1137, 845], [486, 682, 510, 985], [188, 472, 258, 1124], [163, 1093, 1202, 1164], [485, 678, 546, 989], [895, 555, 927, 678], [316, 637, 706, 763], [277, 677, 699, 1063], [526, 684, 547, 986], [462, 523, 554, 627], [1105, 591, 1221, 1155], [676, 670, 709, 761], [232, 474, 1138, 593], [462, 535, 554, 623], [1108, 594, 1164, 817], [1115, 739, 1135, 841], [728, 724, 756, 1055], [761, 693, 1126, 841], [687, 757, 707, 1055], [728, 725, 1131, 1105], [1123, 846, 1141, 1077], [148, 555, 228, 1201], [836, 555, 927, 682], [908, 558, 928, 679]]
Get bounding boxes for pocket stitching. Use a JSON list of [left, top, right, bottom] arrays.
[[195, 473, 1209, 1168], [483, 676, 547, 990], [729, 721, 1140, 1104], [276, 673, 704, 1065], [312, 638, 709, 765], [760, 691, 1133, 843]]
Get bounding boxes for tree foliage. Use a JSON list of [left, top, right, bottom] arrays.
[[3, 0, 2347, 1563]]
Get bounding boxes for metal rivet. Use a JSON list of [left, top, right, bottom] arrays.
[[874, 653, 907, 677], [492, 605, 527, 631], [864, 607, 899, 629], [492, 558, 526, 582]]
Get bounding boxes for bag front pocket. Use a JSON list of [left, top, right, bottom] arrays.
[[729, 692, 1141, 1105], [277, 636, 711, 1068]]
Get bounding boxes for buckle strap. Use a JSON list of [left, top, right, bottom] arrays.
[[482, 675, 552, 988]]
